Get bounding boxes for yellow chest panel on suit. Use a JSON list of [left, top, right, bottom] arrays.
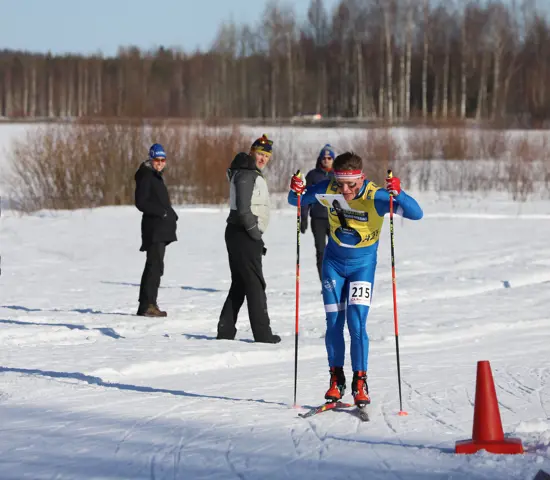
[[315, 180, 384, 248]]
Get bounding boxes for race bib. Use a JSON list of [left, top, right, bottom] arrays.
[[349, 281, 372, 306], [315, 193, 353, 211]]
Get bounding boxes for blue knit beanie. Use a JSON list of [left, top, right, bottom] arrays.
[[149, 143, 167, 160], [318, 144, 335, 161]]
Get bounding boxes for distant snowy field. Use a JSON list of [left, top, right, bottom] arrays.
[[1, 123, 550, 479]]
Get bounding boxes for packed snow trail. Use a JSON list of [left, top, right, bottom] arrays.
[[0, 195, 549, 479]]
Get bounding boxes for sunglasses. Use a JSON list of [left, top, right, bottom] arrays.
[[152, 158, 166, 162], [336, 181, 357, 189]]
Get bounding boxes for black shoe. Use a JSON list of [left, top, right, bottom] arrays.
[[216, 334, 235, 340], [216, 322, 236, 340], [255, 334, 281, 344]]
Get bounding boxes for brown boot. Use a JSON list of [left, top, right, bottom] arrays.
[[137, 304, 167, 317], [153, 304, 167, 317]]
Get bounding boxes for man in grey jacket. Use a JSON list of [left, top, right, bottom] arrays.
[[217, 134, 281, 344]]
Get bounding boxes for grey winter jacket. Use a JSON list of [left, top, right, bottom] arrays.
[[226, 153, 270, 241]]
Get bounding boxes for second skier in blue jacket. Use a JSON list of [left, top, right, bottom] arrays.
[[301, 144, 335, 283]]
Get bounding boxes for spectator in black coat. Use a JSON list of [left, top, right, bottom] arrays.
[[300, 144, 335, 283], [134, 143, 178, 317]]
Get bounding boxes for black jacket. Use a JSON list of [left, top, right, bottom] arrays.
[[135, 161, 178, 251], [301, 159, 334, 230]]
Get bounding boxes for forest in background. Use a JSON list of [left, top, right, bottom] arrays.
[[1, 0, 550, 126]]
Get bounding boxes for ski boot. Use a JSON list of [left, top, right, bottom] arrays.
[[352, 371, 371, 408], [324, 366, 346, 403]]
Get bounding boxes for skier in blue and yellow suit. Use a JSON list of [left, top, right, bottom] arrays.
[[288, 151, 423, 407]]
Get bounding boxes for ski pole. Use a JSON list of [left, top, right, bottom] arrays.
[[293, 170, 302, 408], [387, 169, 408, 416]]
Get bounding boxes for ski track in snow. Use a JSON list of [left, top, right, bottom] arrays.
[[0, 209, 550, 480], [1, 154, 550, 476]]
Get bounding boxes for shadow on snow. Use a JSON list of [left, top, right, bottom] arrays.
[[0, 366, 287, 407], [100, 280, 221, 293], [1, 304, 133, 317], [182, 333, 254, 343], [0, 318, 123, 339]]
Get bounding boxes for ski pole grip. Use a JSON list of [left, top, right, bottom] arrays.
[[294, 170, 303, 193]]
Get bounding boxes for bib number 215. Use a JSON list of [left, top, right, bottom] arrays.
[[349, 281, 372, 306]]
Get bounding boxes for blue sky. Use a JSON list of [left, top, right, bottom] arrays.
[[2, 0, 340, 56]]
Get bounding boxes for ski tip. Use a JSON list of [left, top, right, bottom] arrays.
[[398, 410, 409, 416]]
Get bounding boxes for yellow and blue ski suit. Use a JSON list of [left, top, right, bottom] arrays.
[[288, 178, 423, 372]]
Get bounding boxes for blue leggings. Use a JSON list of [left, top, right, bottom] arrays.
[[322, 253, 377, 372]]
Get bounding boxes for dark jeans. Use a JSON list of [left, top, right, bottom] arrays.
[[138, 242, 166, 307], [218, 224, 275, 342], [311, 217, 330, 282]]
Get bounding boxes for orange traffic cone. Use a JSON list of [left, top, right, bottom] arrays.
[[455, 360, 524, 454]]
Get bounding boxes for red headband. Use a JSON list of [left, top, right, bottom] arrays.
[[334, 169, 362, 179]]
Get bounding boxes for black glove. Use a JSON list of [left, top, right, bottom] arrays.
[[262, 247, 267, 256], [300, 219, 308, 234]]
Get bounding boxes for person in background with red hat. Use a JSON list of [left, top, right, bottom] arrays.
[[288, 152, 423, 408], [217, 134, 281, 344], [300, 144, 335, 284]]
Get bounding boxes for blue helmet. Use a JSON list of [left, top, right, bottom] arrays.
[[149, 143, 166, 160]]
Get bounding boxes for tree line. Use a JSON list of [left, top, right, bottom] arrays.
[[1, 0, 549, 124]]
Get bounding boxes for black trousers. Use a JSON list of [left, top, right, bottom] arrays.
[[311, 217, 330, 282], [218, 224, 274, 342], [138, 242, 166, 307]]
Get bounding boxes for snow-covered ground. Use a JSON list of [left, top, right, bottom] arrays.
[[0, 191, 549, 479], [1, 123, 550, 479]]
